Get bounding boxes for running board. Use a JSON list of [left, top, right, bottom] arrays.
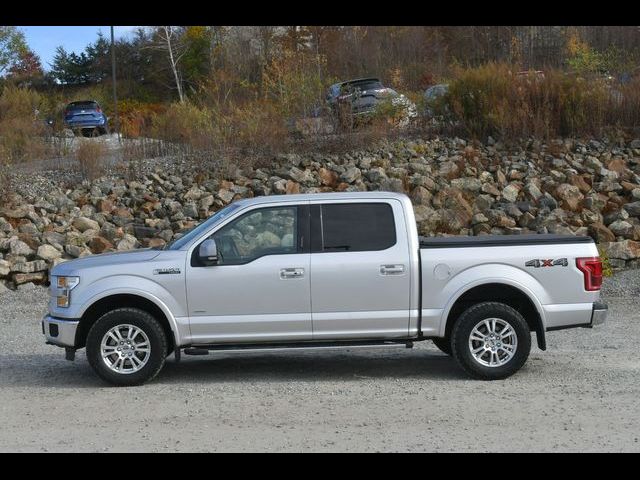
[[183, 340, 414, 356]]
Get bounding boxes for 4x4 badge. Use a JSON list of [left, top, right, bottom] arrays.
[[525, 258, 568, 268]]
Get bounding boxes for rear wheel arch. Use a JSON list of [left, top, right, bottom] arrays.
[[75, 293, 176, 354], [443, 282, 546, 351]]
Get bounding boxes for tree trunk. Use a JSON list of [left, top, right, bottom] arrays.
[[163, 26, 184, 103]]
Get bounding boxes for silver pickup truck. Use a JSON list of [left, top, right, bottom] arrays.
[[43, 192, 607, 386]]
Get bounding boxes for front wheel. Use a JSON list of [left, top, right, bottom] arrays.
[[86, 308, 168, 386], [451, 302, 531, 380]]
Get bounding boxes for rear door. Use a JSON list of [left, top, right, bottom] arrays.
[[309, 199, 412, 340]]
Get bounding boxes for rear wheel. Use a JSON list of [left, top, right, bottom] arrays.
[[86, 308, 167, 386], [451, 302, 531, 380]]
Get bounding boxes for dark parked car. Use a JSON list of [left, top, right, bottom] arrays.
[[326, 77, 416, 126], [63, 101, 109, 136]]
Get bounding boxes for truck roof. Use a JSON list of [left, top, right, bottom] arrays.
[[233, 191, 410, 206]]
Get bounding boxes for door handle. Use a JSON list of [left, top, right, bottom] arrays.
[[380, 264, 405, 275], [280, 268, 305, 279]]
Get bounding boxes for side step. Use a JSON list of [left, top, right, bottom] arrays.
[[183, 340, 414, 356]]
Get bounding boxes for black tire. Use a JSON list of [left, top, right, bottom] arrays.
[[432, 337, 452, 355], [451, 302, 531, 380], [86, 308, 167, 386]]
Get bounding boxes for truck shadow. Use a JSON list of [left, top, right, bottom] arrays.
[[159, 350, 467, 384], [0, 350, 466, 388]]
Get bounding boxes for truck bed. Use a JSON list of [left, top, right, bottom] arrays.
[[417, 233, 600, 338], [419, 234, 594, 249]]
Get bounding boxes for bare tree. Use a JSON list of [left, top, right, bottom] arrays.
[[152, 26, 186, 102]]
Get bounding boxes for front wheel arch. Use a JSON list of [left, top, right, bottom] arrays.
[[76, 293, 175, 354]]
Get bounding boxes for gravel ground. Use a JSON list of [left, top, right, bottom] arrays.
[[0, 272, 639, 452]]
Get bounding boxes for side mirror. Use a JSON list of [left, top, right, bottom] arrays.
[[198, 239, 218, 265]]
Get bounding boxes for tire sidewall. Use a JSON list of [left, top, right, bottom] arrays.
[[452, 302, 531, 380], [86, 308, 167, 386]]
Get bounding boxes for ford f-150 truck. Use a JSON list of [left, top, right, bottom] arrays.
[[43, 192, 607, 386]]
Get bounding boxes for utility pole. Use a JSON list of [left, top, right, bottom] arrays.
[[110, 26, 120, 143]]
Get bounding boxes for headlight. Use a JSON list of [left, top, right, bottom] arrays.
[[55, 276, 80, 308]]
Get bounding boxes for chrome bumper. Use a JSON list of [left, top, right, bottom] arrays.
[[42, 315, 79, 348], [591, 301, 608, 326]]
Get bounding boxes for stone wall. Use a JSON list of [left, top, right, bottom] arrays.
[[2, 136, 640, 290]]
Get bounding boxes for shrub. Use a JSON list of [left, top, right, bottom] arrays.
[[118, 99, 166, 138], [0, 85, 48, 165], [149, 98, 289, 169], [597, 245, 614, 278], [261, 50, 328, 119], [150, 101, 216, 150], [75, 138, 107, 180], [444, 62, 637, 140]]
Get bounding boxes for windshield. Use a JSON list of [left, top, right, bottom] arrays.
[[164, 203, 243, 250]]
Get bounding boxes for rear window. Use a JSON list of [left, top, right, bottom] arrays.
[[341, 80, 383, 94], [66, 102, 99, 111], [320, 203, 396, 252]]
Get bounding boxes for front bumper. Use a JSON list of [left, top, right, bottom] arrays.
[[42, 315, 79, 348], [591, 301, 608, 326], [65, 123, 104, 129]]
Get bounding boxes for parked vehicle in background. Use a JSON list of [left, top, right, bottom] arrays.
[[63, 101, 109, 137], [42, 192, 607, 386], [327, 77, 416, 127]]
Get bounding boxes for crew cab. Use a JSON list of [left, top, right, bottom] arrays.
[[43, 192, 607, 386]]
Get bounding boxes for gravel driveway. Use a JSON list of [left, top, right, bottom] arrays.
[[1, 272, 639, 452]]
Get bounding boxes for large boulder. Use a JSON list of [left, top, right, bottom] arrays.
[[623, 201, 640, 217], [588, 223, 616, 243], [0, 259, 10, 276], [117, 234, 139, 251], [36, 244, 62, 261], [502, 184, 520, 202], [340, 166, 362, 184], [89, 236, 114, 254], [608, 220, 634, 238], [9, 239, 34, 257], [555, 184, 584, 212], [318, 168, 339, 188], [602, 240, 640, 260], [73, 216, 99, 232]]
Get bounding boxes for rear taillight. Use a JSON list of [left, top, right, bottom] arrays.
[[95, 107, 101, 113], [576, 257, 603, 291]]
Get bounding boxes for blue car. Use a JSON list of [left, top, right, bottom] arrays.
[[64, 100, 109, 136]]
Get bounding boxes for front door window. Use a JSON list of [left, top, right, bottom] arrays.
[[212, 206, 298, 265]]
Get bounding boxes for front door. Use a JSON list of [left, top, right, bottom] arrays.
[[186, 204, 311, 344]]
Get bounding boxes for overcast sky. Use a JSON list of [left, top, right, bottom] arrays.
[[18, 26, 142, 71]]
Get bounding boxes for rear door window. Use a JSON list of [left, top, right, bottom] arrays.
[[319, 203, 396, 252]]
